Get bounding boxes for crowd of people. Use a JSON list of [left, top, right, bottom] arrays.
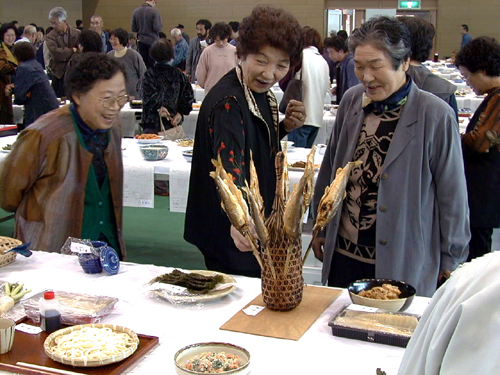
[[0, 4, 498, 372]]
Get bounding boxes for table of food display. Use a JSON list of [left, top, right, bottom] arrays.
[[0, 250, 430, 375]]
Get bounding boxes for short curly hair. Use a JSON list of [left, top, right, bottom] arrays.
[[237, 6, 303, 66], [455, 36, 500, 77], [399, 16, 435, 63], [12, 42, 36, 62], [109, 28, 128, 47], [78, 30, 102, 53], [65, 53, 127, 102], [209, 22, 232, 41], [149, 39, 173, 63]]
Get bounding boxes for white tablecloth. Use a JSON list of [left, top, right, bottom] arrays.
[[0, 251, 430, 375], [119, 106, 336, 145], [456, 94, 484, 112]]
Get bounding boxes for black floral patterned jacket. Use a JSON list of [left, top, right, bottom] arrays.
[[184, 65, 288, 272], [140, 63, 194, 133]]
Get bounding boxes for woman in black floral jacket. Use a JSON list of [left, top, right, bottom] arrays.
[[140, 39, 194, 134], [185, 6, 306, 277]]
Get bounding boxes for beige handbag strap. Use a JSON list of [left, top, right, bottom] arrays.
[[158, 110, 167, 134]]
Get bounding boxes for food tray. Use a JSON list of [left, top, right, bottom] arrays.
[[22, 291, 118, 325], [328, 304, 420, 348], [0, 318, 159, 375], [44, 324, 139, 367]]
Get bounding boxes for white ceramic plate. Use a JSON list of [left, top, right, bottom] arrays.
[[149, 270, 236, 304], [0, 149, 10, 153], [136, 136, 164, 144]]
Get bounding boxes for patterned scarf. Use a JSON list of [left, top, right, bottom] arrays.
[[1, 43, 18, 66], [362, 75, 412, 115]]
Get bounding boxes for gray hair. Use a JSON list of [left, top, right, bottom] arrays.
[[349, 16, 411, 70], [48, 7, 68, 22], [91, 15, 103, 23], [171, 28, 181, 37], [24, 25, 36, 36]]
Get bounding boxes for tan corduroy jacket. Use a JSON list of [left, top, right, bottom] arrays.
[[0, 105, 126, 259]]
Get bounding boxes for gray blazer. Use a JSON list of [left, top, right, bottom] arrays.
[[313, 82, 470, 297]]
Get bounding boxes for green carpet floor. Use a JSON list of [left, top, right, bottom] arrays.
[[0, 196, 206, 270]]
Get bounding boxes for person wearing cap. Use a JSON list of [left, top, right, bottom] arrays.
[[176, 24, 189, 44]]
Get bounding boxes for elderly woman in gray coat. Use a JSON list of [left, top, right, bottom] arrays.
[[312, 16, 470, 297]]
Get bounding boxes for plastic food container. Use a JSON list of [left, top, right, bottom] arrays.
[[328, 304, 420, 348], [22, 291, 119, 325]]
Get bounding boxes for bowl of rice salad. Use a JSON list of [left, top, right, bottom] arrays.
[[174, 342, 250, 374]]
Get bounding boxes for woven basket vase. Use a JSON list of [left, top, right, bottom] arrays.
[[261, 235, 304, 311], [0, 237, 22, 268]]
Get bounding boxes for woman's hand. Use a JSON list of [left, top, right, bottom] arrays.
[[312, 237, 326, 262], [4, 84, 14, 96], [230, 225, 253, 252], [171, 112, 182, 126], [283, 99, 306, 132]]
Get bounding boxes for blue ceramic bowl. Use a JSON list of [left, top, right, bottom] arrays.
[[347, 278, 416, 312], [140, 144, 168, 161], [78, 254, 102, 274]]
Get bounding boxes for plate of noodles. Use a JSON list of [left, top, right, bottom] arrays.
[[44, 323, 139, 367]]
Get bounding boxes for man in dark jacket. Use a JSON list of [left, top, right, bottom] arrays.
[[131, 0, 162, 68], [324, 36, 359, 103], [90, 15, 112, 53]]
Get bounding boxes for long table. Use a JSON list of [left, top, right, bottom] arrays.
[[0, 251, 430, 374]]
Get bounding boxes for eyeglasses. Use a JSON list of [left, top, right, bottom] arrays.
[[89, 94, 129, 108]]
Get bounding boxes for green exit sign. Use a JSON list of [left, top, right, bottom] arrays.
[[398, 1, 421, 9]]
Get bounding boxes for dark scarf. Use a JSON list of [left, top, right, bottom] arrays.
[[70, 104, 109, 187], [362, 75, 412, 115]]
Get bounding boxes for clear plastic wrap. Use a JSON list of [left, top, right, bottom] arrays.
[[22, 290, 118, 325], [328, 304, 420, 347], [0, 281, 29, 322], [145, 270, 236, 307]]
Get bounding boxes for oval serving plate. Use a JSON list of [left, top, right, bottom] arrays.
[[149, 270, 236, 304], [44, 323, 139, 367], [136, 136, 164, 144]]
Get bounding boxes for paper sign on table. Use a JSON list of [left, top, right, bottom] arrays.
[[123, 165, 154, 208], [169, 167, 191, 213]]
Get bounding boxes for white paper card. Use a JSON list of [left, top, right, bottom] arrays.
[[123, 164, 154, 208], [170, 167, 191, 213], [70, 243, 92, 254], [347, 304, 378, 313], [16, 323, 43, 334], [243, 305, 265, 316]]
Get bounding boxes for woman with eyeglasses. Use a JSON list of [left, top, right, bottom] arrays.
[[0, 53, 128, 260]]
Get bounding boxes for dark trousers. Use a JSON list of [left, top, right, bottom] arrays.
[[328, 250, 375, 288], [288, 125, 319, 148], [51, 76, 66, 98], [468, 227, 493, 261], [138, 42, 153, 68]]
